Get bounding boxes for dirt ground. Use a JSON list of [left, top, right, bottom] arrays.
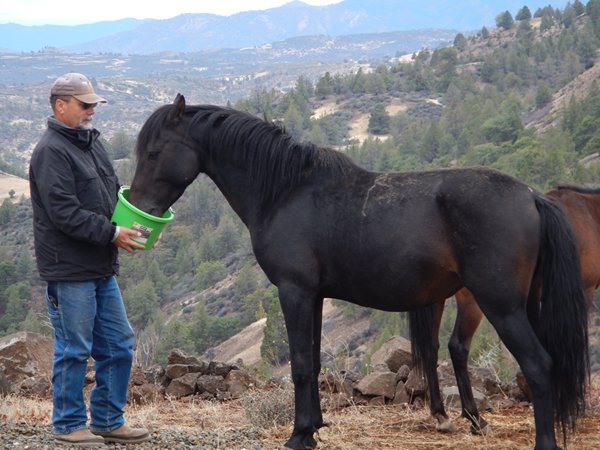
[[132, 384, 600, 450], [3, 378, 600, 450], [0, 172, 29, 201], [312, 97, 411, 143]]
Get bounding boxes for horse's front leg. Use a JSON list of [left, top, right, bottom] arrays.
[[278, 282, 322, 450], [311, 297, 326, 430]]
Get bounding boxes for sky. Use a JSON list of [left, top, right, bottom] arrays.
[[1, 1, 343, 26]]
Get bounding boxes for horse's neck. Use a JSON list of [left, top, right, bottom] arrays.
[[207, 165, 262, 227]]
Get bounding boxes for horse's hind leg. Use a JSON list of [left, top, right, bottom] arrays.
[[409, 302, 456, 432], [429, 301, 457, 432], [449, 289, 488, 435], [478, 304, 557, 450]]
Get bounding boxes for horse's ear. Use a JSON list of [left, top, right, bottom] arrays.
[[170, 93, 186, 122]]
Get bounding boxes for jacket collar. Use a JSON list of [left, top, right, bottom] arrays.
[[48, 117, 101, 151]]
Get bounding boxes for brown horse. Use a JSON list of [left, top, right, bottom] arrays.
[[410, 184, 598, 437]]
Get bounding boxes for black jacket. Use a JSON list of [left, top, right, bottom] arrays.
[[29, 117, 119, 281]]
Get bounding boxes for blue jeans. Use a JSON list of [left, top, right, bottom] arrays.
[[46, 276, 135, 435]]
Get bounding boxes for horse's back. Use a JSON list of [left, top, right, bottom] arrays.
[[547, 186, 600, 293], [259, 166, 542, 310]]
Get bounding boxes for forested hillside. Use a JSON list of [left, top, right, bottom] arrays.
[[2, 0, 600, 380]]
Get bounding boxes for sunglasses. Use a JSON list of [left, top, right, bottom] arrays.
[[68, 97, 97, 110], [77, 99, 98, 110]]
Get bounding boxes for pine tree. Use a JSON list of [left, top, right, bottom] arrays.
[[496, 11, 514, 30], [368, 103, 391, 135], [516, 6, 532, 21], [261, 299, 289, 365]]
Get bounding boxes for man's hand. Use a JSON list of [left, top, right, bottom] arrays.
[[113, 227, 146, 252], [153, 232, 163, 249]]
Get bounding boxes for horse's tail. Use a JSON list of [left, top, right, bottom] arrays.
[[534, 194, 589, 440], [408, 304, 438, 399]]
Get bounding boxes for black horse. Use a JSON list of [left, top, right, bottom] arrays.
[[128, 95, 589, 450]]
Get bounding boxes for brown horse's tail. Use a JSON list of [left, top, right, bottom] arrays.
[[534, 193, 589, 442]]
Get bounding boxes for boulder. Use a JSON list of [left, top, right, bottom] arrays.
[[167, 348, 207, 366], [370, 336, 412, 373], [165, 363, 206, 380], [129, 383, 163, 405], [392, 380, 410, 404], [515, 371, 533, 402], [0, 332, 53, 397], [208, 360, 232, 377], [405, 367, 427, 398], [355, 371, 397, 399], [442, 385, 492, 411], [165, 372, 199, 398], [318, 370, 358, 397], [196, 374, 226, 396], [396, 364, 411, 383], [225, 368, 258, 398]]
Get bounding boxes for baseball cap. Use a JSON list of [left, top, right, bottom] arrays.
[[50, 73, 107, 104]]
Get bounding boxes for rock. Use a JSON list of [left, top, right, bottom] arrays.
[[0, 332, 53, 398], [165, 372, 199, 398], [515, 371, 533, 402], [392, 380, 410, 404], [144, 365, 168, 386], [355, 371, 397, 399], [19, 376, 51, 397], [319, 370, 357, 397], [442, 385, 491, 411], [129, 365, 147, 386], [368, 395, 386, 406], [322, 392, 353, 411], [165, 363, 206, 380], [129, 383, 163, 405], [483, 377, 502, 396], [208, 360, 232, 377], [405, 367, 427, 398], [225, 368, 258, 399], [197, 374, 226, 396], [0, 369, 10, 395], [167, 348, 207, 366], [370, 335, 412, 373], [396, 364, 411, 383]]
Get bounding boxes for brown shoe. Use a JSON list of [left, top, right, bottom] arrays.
[[55, 429, 105, 447], [92, 424, 150, 444]]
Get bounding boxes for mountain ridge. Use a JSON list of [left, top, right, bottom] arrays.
[[0, 0, 569, 54]]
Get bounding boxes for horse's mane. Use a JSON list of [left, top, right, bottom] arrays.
[[137, 103, 359, 206], [555, 184, 600, 195]]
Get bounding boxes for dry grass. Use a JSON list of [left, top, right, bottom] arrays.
[[2, 379, 600, 449]]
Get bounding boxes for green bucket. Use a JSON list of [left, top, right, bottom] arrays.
[[110, 186, 174, 250]]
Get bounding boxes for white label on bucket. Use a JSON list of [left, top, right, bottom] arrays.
[[131, 222, 153, 244]]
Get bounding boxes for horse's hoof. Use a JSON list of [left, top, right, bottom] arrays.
[[284, 434, 318, 450], [470, 421, 491, 436], [436, 418, 459, 433]]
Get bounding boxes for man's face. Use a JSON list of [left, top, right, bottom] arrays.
[[55, 97, 98, 129]]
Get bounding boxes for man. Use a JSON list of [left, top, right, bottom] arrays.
[[29, 73, 150, 447]]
